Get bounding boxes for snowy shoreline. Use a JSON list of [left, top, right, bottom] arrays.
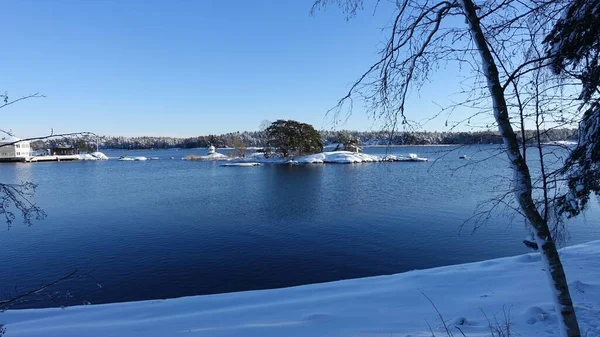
[[180, 151, 429, 164], [2, 241, 599, 337]]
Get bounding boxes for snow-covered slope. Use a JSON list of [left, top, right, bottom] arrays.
[[3, 242, 600, 337]]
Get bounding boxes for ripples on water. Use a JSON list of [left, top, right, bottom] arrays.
[[0, 145, 598, 307]]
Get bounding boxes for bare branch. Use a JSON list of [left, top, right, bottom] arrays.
[[0, 92, 44, 110], [0, 182, 46, 229], [0, 131, 99, 148], [0, 270, 80, 311]]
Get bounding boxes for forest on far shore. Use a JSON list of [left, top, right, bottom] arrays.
[[32, 128, 578, 150]]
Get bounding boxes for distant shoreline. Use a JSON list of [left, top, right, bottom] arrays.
[[358, 144, 465, 148], [36, 128, 576, 151], [95, 143, 580, 151], [100, 144, 493, 151]]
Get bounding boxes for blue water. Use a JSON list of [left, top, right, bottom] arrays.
[[1, 145, 599, 308]]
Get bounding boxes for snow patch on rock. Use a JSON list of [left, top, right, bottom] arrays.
[[91, 152, 109, 160]]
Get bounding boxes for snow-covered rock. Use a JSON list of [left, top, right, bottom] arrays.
[[297, 151, 381, 164], [247, 152, 266, 159], [381, 154, 400, 161], [235, 153, 287, 164], [2, 241, 599, 337], [118, 156, 148, 161], [382, 154, 428, 162], [91, 152, 109, 160], [295, 151, 428, 164], [184, 153, 230, 161], [231, 151, 428, 165], [77, 154, 98, 160], [545, 140, 578, 146], [221, 162, 261, 167]]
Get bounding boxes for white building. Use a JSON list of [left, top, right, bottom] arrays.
[[0, 136, 32, 161]]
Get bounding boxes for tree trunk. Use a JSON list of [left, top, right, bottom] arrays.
[[458, 1, 581, 336]]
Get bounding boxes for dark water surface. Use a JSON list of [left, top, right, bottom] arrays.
[[1, 145, 599, 308]]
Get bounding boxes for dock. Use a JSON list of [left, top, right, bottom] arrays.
[[25, 155, 81, 163]]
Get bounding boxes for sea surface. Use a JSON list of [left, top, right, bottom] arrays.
[[1, 145, 599, 308]]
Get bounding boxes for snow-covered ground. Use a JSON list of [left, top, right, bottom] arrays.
[[2, 241, 599, 337]]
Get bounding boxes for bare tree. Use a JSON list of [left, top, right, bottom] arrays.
[[1, 93, 46, 228], [0, 181, 46, 229], [232, 134, 247, 158], [1, 92, 97, 228], [0, 93, 99, 336], [259, 119, 272, 132], [313, 1, 586, 336]]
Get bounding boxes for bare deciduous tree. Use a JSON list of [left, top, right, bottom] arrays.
[[0, 92, 100, 336], [1, 93, 46, 229], [1, 93, 97, 228], [259, 119, 272, 132], [313, 1, 589, 336], [0, 182, 46, 229], [232, 134, 247, 158]]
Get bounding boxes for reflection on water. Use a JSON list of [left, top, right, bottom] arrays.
[[13, 162, 33, 183]]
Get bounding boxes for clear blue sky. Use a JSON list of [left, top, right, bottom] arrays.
[[2, 0, 478, 138]]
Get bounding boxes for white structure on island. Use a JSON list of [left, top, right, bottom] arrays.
[[0, 136, 31, 161], [183, 145, 229, 161]]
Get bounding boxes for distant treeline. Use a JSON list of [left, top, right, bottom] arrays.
[[33, 128, 578, 150]]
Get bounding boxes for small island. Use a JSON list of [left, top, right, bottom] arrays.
[[177, 120, 429, 165]]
